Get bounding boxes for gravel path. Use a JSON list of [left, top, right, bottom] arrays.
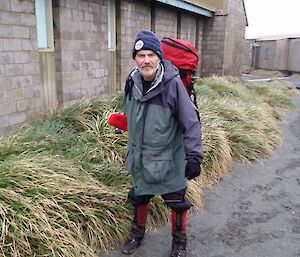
[[103, 93, 300, 257]]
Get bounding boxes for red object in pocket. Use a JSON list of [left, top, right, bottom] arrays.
[[108, 113, 128, 131]]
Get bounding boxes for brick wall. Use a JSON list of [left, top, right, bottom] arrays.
[[53, 0, 109, 105], [0, 0, 43, 136]]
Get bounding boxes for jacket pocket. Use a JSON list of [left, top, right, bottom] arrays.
[[125, 150, 134, 173], [142, 149, 173, 184]]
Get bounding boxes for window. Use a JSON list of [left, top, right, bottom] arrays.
[[107, 0, 116, 51], [35, 0, 54, 50]]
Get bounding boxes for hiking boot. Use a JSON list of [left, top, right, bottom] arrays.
[[121, 223, 145, 254], [121, 236, 143, 254], [170, 210, 188, 257], [170, 232, 187, 257], [121, 204, 149, 254], [170, 246, 187, 257]]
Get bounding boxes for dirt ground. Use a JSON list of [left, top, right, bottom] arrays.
[[103, 93, 300, 257]]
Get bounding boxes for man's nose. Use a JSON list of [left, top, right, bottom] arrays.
[[143, 55, 150, 63]]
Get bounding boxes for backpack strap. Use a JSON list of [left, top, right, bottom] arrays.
[[189, 81, 200, 121], [125, 74, 133, 101], [125, 69, 138, 101]]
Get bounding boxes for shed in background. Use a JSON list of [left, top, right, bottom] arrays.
[[243, 34, 300, 74]]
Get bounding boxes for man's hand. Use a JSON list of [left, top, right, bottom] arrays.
[[185, 160, 201, 180], [108, 113, 128, 131]]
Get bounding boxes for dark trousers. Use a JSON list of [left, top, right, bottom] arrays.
[[128, 187, 191, 213]]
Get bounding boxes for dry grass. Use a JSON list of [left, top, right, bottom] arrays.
[[248, 69, 288, 77], [0, 77, 297, 256], [291, 73, 300, 79], [194, 75, 295, 187]]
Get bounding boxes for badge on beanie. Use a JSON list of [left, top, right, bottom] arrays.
[[135, 40, 144, 51]]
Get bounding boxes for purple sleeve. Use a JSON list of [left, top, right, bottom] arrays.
[[172, 76, 204, 163]]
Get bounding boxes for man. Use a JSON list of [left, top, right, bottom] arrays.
[[110, 30, 204, 257]]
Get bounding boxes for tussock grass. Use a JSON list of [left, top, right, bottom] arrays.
[[0, 76, 297, 256], [195, 76, 295, 187]]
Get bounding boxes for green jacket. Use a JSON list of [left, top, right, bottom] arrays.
[[125, 60, 203, 195]]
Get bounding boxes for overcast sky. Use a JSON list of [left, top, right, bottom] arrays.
[[244, 0, 300, 38]]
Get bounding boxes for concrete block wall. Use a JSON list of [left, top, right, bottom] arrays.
[[53, 0, 109, 105], [202, 0, 247, 77], [223, 0, 247, 76], [202, 16, 226, 76], [154, 5, 177, 39], [0, 0, 247, 134], [256, 41, 277, 70], [242, 40, 254, 69], [118, 0, 151, 87], [196, 19, 204, 75], [288, 38, 300, 72], [180, 12, 197, 45], [0, 0, 43, 136], [274, 39, 289, 71]]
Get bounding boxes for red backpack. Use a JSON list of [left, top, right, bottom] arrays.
[[161, 38, 199, 107]]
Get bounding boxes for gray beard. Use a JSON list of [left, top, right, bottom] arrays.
[[138, 63, 160, 80]]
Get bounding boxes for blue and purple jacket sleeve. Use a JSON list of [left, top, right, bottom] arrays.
[[170, 76, 204, 163]]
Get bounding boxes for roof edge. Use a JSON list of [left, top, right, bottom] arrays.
[[242, 0, 248, 26], [155, 0, 214, 17]]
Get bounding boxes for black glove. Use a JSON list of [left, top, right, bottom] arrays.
[[185, 160, 201, 180]]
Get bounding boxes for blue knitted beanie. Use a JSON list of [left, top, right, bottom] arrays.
[[132, 30, 163, 60]]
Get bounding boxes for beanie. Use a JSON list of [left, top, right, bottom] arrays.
[[132, 30, 163, 60]]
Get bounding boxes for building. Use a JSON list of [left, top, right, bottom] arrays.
[[243, 34, 300, 74], [0, 0, 248, 135]]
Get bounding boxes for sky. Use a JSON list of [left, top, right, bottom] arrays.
[[244, 0, 300, 38]]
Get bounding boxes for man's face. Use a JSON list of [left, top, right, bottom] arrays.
[[134, 50, 160, 81]]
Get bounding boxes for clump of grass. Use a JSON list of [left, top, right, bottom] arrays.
[[246, 80, 295, 118], [195, 76, 296, 185], [0, 154, 131, 257], [0, 76, 297, 256]]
